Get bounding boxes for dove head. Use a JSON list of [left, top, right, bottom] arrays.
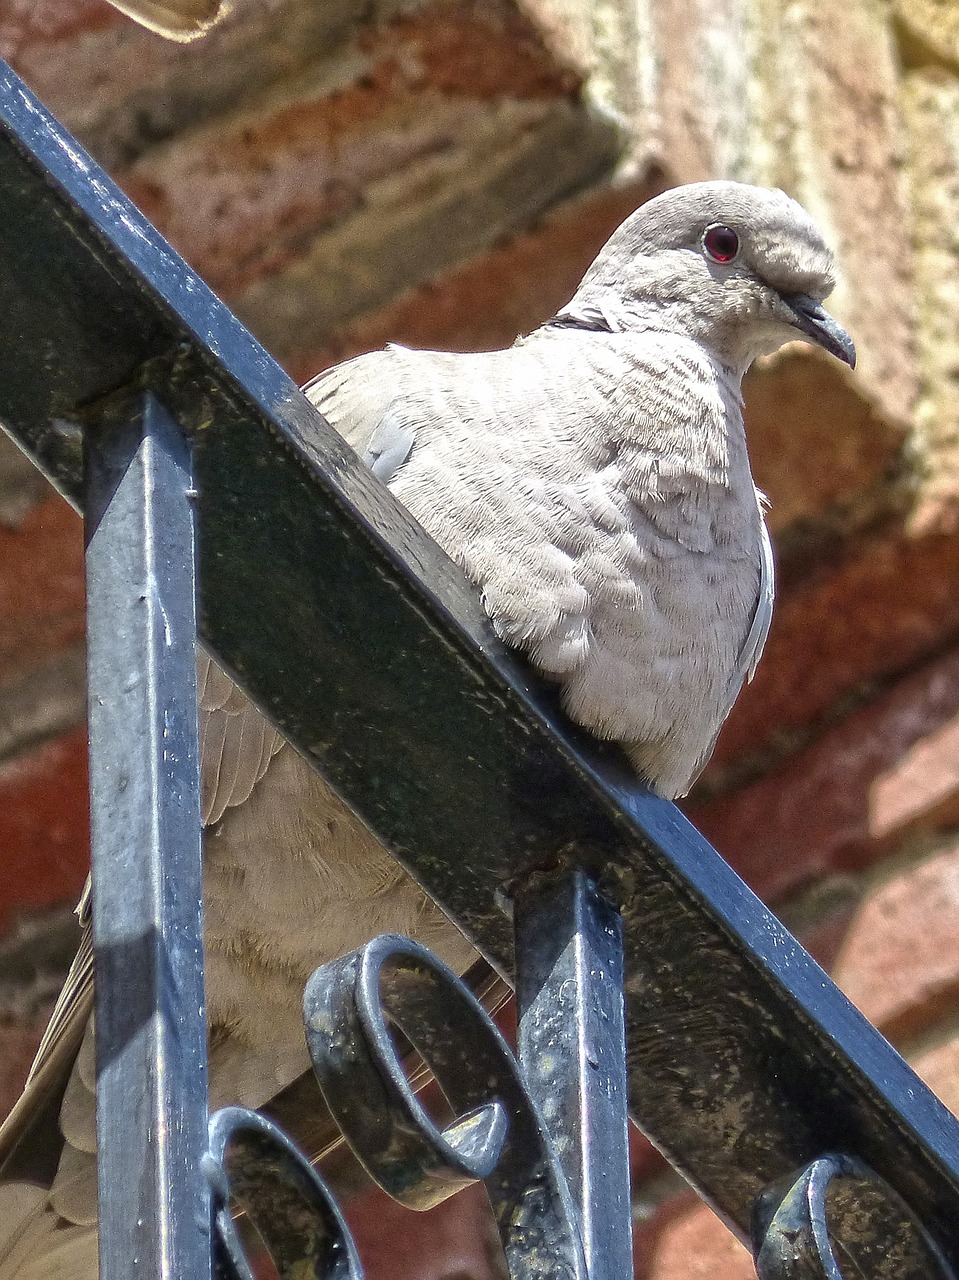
[[560, 181, 855, 375]]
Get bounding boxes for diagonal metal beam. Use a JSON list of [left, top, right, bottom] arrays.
[[1, 59, 959, 1270]]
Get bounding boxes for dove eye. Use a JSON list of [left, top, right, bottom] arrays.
[[703, 224, 740, 263]]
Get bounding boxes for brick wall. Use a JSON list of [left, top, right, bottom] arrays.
[[3, 0, 959, 1275]]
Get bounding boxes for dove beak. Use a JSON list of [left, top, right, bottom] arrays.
[[784, 294, 856, 369]]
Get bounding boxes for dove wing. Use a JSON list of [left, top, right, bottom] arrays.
[[0, 650, 286, 1175], [0, 344, 445, 1187], [669, 501, 774, 798], [198, 649, 286, 827], [0, 888, 93, 1178], [303, 349, 418, 485], [732, 501, 775, 692]]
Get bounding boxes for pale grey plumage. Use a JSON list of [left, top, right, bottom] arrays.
[[0, 181, 854, 1277], [309, 330, 766, 796]]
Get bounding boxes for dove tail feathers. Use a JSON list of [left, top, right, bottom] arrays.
[[624, 737, 706, 801], [0, 1183, 97, 1280]]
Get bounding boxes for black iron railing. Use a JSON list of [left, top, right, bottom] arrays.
[[0, 58, 957, 1280]]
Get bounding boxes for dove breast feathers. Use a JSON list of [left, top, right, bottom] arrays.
[[307, 327, 768, 800]]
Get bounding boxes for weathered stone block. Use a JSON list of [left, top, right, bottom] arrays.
[[896, 0, 959, 72], [901, 69, 959, 533]]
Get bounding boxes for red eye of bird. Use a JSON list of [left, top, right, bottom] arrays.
[[703, 224, 740, 263]]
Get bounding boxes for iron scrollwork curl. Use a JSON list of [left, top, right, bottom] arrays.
[[206, 934, 586, 1280], [752, 1154, 956, 1280], [206, 1106, 363, 1280], [303, 934, 587, 1280]]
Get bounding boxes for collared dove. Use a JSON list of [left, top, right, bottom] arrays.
[[0, 181, 854, 1276]]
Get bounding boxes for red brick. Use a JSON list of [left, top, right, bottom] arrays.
[[348, 1123, 663, 1280], [777, 877, 863, 974], [285, 179, 667, 380], [744, 351, 901, 536], [912, 1035, 959, 1120], [830, 840, 959, 1042], [0, 432, 50, 531], [635, 1193, 751, 1280], [0, 0, 118, 58], [869, 714, 959, 837], [116, 81, 419, 294], [0, 495, 85, 676], [0, 727, 89, 932], [689, 645, 959, 902], [116, 0, 583, 296], [706, 531, 959, 774], [2, 1, 172, 157], [0, 1004, 54, 1121], [362, 1, 582, 101], [347, 1182, 501, 1280]]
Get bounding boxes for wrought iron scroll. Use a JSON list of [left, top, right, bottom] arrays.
[[207, 934, 587, 1280], [78, 386, 959, 1280], [207, 920, 959, 1280], [304, 934, 587, 1280], [207, 1108, 362, 1280], [303, 936, 506, 1210], [752, 1155, 955, 1280]]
